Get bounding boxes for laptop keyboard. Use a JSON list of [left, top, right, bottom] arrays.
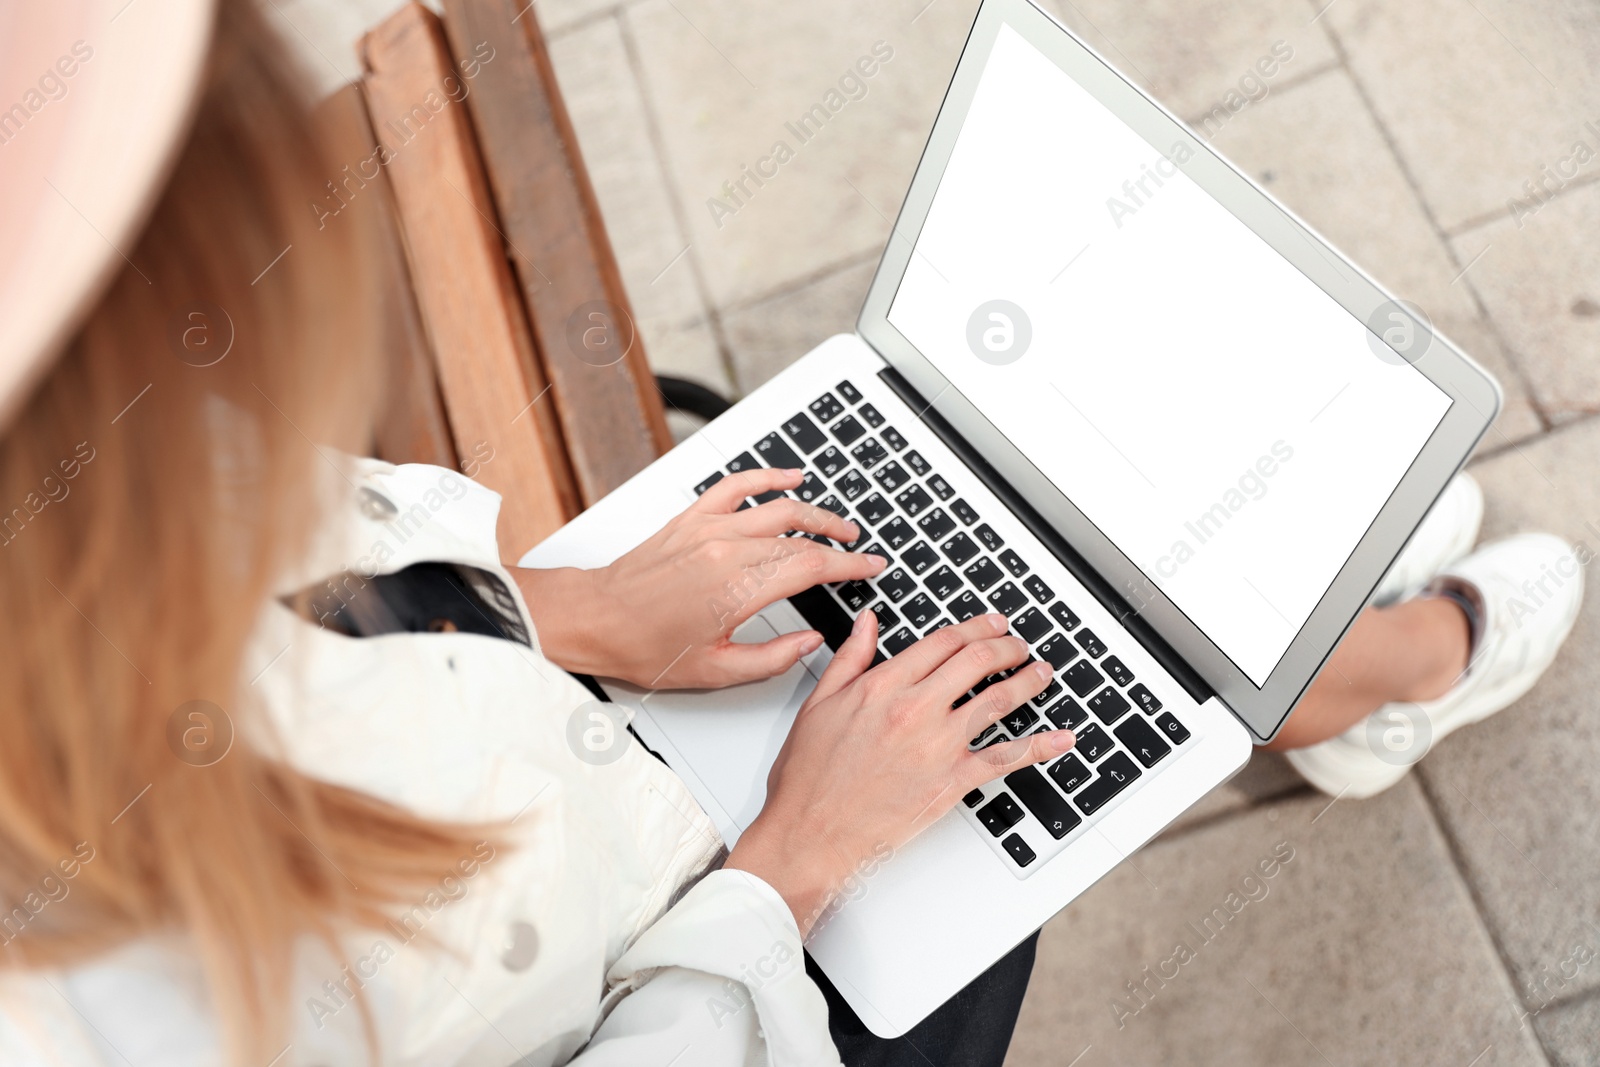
[[693, 377, 1193, 877]]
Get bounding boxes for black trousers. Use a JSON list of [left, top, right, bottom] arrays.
[[810, 933, 1039, 1067]]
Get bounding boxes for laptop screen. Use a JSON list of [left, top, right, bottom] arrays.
[[887, 23, 1452, 686]]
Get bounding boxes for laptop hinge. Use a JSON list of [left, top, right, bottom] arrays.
[[877, 365, 1215, 707]]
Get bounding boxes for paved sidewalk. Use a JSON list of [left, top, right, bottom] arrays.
[[286, 1, 1600, 1063]]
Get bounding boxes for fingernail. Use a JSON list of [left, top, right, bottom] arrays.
[[845, 520, 861, 539], [1032, 661, 1052, 681], [986, 613, 1008, 632], [799, 631, 823, 654], [870, 552, 888, 570], [1050, 730, 1076, 752]]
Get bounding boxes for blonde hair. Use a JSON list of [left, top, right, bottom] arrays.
[[0, 1, 494, 1060]]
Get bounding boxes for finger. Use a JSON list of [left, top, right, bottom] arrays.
[[693, 467, 803, 514], [920, 635, 1033, 708], [706, 628, 826, 687], [957, 660, 1053, 738], [809, 609, 878, 704], [869, 613, 1010, 689], [967, 726, 1078, 785], [752, 541, 886, 603], [732, 497, 859, 543]]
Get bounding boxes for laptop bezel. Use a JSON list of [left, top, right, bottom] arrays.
[[855, 0, 1501, 742]]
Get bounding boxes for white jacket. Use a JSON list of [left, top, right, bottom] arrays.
[[0, 460, 844, 1066]]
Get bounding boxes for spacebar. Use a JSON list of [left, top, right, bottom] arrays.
[[788, 587, 855, 651]]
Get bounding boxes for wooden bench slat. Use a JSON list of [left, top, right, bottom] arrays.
[[318, 83, 460, 473], [360, 3, 580, 557], [441, 0, 673, 506]]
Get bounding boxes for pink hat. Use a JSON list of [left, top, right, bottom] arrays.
[[0, 0, 216, 431]]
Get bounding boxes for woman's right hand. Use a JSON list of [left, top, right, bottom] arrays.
[[725, 610, 1077, 937]]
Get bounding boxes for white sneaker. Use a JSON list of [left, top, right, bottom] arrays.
[[1370, 472, 1484, 606], [1288, 533, 1585, 798]]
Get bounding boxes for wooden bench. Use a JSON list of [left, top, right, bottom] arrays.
[[317, 0, 673, 559]]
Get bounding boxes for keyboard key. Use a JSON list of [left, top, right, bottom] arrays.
[[1045, 696, 1087, 731], [726, 451, 759, 474], [835, 469, 869, 501], [809, 392, 844, 423], [948, 591, 985, 622], [882, 426, 908, 452], [1048, 601, 1081, 631], [962, 787, 985, 808], [858, 493, 893, 526], [927, 473, 956, 500], [925, 566, 963, 600], [1074, 723, 1114, 762], [795, 472, 826, 503], [1103, 656, 1135, 687], [1001, 833, 1036, 867], [859, 402, 885, 428], [902, 540, 939, 574], [918, 508, 956, 542], [751, 488, 786, 505], [874, 461, 910, 492], [844, 523, 871, 551], [969, 724, 997, 748], [903, 450, 931, 476], [986, 581, 1028, 616], [1037, 633, 1079, 670], [1013, 607, 1052, 643], [923, 617, 950, 635], [1129, 683, 1162, 715], [883, 626, 919, 656], [1064, 660, 1104, 698], [894, 484, 934, 518], [755, 432, 804, 472], [831, 414, 865, 446], [942, 532, 981, 567], [951, 498, 980, 526], [964, 557, 1004, 592], [789, 586, 854, 651], [1024, 575, 1054, 603], [1114, 714, 1171, 768], [878, 567, 917, 603], [1030, 678, 1063, 708], [814, 446, 847, 478], [973, 523, 1004, 552], [1089, 686, 1132, 725], [901, 593, 939, 630], [1074, 752, 1141, 815], [836, 580, 873, 611], [1076, 628, 1108, 659], [878, 517, 914, 551], [836, 380, 863, 405], [866, 600, 899, 631], [816, 494, 847, 518], [694, 471, 725, 495], [1001, 706, 1039, 735], [999, 548, 1028, 577], [1155, 712, 1190, 744], [977, 794, 1024, 837], [1005, 766, 1082, 842], [851, 439, 889, 471], [781, 412, 827, 454], [1047, 753, 1092, 793]]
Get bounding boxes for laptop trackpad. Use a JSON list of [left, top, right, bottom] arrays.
[[633, 600, 829, 837]]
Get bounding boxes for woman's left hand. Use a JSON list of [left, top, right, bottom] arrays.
[[514, 467, 887, 689]]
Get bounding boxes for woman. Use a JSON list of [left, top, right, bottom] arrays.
[[0, 1, 1579, 1064]]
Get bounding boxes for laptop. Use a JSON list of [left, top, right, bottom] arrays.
[[522, 0, 1500, 1037]]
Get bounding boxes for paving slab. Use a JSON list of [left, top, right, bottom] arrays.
[[1450, 182, 1600, 427], [548, 17, 734, 395], [1007, 781, 1544, 1067], [1036, 0, 1338, 125], [720, 257, 877, 395], [1321, 0, 1600, 233], [1534, 992, 1600, 1067], [540, 0, 633, 36], [1208, 66, 1543, 444], [1419, 416, 1600, 1007], [623, 0, 984, 310]]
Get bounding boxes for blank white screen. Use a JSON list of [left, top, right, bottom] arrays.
[[887, 24, 1450, 685]]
